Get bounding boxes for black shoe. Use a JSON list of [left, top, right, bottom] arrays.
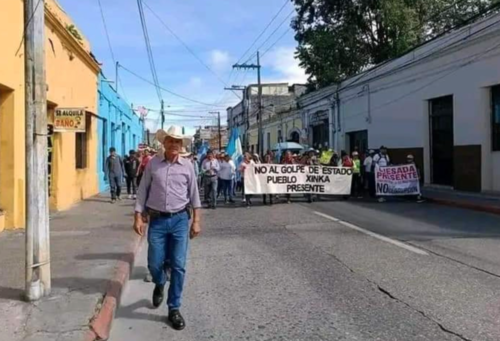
[[168, 310, 186, 330], [152, 284, 164, 308]]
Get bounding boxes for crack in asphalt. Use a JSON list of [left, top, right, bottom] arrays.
[[406, 241, 500, 280], [376, 286, 472, 341], [284, 225, 471, 341]]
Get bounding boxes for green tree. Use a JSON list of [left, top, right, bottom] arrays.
[[292, 0, 499, 89]]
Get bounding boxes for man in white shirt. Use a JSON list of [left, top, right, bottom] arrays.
[[373, 145, 390, 167], [219, 154, 236, 204], [363, 149, 376, 197], [373, 146, 390, 202], [202, 150, 220, 209]]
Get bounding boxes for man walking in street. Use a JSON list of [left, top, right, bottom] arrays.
[[202, 150, 220, 209], [124, 149, 139, 199], [105, 147, 124, 203], [134, 125, 201, 331], [219, 154, 236, 204]]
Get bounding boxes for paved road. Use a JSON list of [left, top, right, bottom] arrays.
[[109, 197, 500, 341]]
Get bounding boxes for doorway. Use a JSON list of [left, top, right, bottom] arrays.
[[348, 130, 368, 158], [311, 120, 328, 148], [429, 95, 454, 186]]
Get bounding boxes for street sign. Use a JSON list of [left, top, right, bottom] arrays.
[[54, 108, 86, 132]]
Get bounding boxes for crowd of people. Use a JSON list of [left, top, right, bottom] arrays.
[[104, 147, 157, 203], [104, 143, 423, 206], [194, 145, 424, 208]]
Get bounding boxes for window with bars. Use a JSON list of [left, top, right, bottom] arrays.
[[492, 85, 500, 151]]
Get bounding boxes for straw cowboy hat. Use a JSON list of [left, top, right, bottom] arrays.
[[179, 147, 192, 157], [155, 125, 192, 145]]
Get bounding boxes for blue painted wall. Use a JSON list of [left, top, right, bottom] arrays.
[[97, 73, 144, 192]]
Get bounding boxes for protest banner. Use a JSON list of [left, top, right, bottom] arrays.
[[244, 164, 352, 195], [375, 164, 420, 196]]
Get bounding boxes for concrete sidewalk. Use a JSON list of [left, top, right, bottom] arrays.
[[422, 187, 500, 215], [0, 193, 141, 341]]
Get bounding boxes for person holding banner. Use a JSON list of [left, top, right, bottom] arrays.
[[373, 146, 391, 202], [304, 149, 318, 203], [239, 152, 254, 207], [262, 154, 274, 205], [364, 149, 376, 198], [352, 151, 362, 198], [282, 151, 295, 204], [341, 151, 353, 200], [407, 154, 425, 203]]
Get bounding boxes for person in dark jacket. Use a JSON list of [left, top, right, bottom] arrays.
[[105, 147, 124, 203], [124, 150, 140, 199]]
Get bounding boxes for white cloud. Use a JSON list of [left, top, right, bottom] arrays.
[[263, 46, 308, 84], [188, 76, 203, 88], [209, 49, 231, 71]]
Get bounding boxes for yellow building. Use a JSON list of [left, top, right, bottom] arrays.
[[0, 0, 100, 231], [247, 112, 304, 154]]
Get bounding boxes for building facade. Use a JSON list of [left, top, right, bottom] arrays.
[[227, 101, 247, 149], [238, 83, 306, 153], [300, 12, 500, 193], [193, 126, 228, 152], [97, 74, 144, 192], [0, 0, 102, 231]]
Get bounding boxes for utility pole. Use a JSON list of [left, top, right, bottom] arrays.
[[233, 50, 262, 155], [160, 100, 165, 130], [115, 61, 119, 92], [210, 112, 222, 151], [257, 51, 262, 157], [25, 0, 51, 301], [218, 112, 222, 151], [224, 85, 248, 150]]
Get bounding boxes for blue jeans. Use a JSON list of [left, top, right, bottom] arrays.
[[204, 176, 218, 207], [148, 211, 189, 311], [221, 179, 233, 201], [109, 175, 122, 200]]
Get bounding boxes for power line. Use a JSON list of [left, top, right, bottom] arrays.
[[15, 0, 43, 56], [303, 2, 500, 108], [243, 9, 295, 64], [119, 63, 230, 107], [261, 27, 293, 58], [339, 0, 500, 92], [342, 37, 500, 122], [142, 0, 241, 100], [97, 0, 116, 64], [235, 0, 290, 64], [136, 0, 163, 103]]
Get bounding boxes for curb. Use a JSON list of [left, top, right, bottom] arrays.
[[83, 232, 144, 341], [426, 197, 500, 216]]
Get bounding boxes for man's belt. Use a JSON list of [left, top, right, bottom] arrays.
[[146, 207, 187, 219]]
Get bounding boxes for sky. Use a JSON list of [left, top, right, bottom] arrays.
[[57, 0, 308, 134]]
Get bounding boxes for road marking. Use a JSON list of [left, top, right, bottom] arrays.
[[313, 211, 429, 256]]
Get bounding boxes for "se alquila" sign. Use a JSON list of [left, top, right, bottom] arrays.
[[54, 108, 86, 132]]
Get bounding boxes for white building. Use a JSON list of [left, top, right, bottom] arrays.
[[300, 12, 500, 193]]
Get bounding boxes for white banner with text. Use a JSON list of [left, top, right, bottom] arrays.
[[375, 164, 420, 196], [244, 164, 353, 195]]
